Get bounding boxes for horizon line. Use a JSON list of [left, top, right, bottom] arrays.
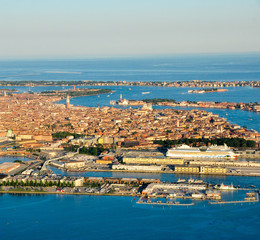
[[1, 51, 260, 61]]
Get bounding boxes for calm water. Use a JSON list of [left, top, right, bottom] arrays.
[[1, 193, 259, 240], [0, 156, 29, 164], [1, 54, 260, 82], [1, 55, 260, 239]]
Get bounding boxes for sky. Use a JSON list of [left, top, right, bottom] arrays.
[[0, 0, 260, 58]]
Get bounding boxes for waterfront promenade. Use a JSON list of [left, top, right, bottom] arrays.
[[1, 179, 258, 207]]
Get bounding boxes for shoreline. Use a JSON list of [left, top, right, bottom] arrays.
[[117, 99, 260, 113], [0, 190, 137, 197], [59, 168, 260, 177]]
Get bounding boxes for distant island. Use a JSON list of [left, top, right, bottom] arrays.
[[188, 88, 228, 94], [0, 80, 259, 88], [39, 88, 112, 98], [112, 97, 260, 113], [0, 88, 18, 93]]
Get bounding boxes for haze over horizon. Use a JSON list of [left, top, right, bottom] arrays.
[[1, 0, 260, 58]]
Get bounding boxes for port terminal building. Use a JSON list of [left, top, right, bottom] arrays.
[[122, 156, 184, 165], [0, 162, 21, 174], [142, 182, 207, 195], [174, 165, 227, 174]]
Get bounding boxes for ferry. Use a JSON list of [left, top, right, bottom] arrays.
[[177, 178, 186, 183], [188, 178, 194, 183], [187, 178, 203, 184], [166, 144, 237, 159], [109, 100, 116, 105], [214, 183, 235, 190], [194, 179, 203, 184]]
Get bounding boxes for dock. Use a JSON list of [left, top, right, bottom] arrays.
[[136, 199, 194, 206], [209, 200, 258, 205], [209, 193, 259, 205]]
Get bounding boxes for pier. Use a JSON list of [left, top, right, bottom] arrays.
[[209, 193, 259, 205], [209, 200, 258, 205], [136, 199, 194, 206]]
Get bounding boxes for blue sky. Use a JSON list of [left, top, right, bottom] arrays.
[[0, 0, 260, 58]]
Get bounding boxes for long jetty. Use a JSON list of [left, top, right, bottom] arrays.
[[209, 194, 259, 205], [137, 200, 194, 206], [209, 200, 258, 205]]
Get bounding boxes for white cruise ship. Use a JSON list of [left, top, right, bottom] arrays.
[[166, 144, 237, 159]]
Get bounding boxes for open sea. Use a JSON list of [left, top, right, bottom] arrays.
[[0, 54, 260, 239]]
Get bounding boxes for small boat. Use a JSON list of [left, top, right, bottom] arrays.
[[194, 179, 203, 184], [142, 92, 150, 94], [188, 178, 194, 183], [216, 183, 235, 190], [177, 178, 186, 183]]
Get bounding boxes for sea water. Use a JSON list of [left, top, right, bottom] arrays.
[[1, 158, 260, 240], [1, 53, 260, 82]]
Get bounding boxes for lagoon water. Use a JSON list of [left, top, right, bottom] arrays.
[[1, 193, 259, 240], [1, 156, 260, 240], [1, 54, 260, 239], [0, 156, 30, 164]]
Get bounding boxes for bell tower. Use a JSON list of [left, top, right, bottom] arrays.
[[66, 95, 70, 109]]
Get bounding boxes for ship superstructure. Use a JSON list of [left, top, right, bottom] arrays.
[[166, 144, 237, 159]]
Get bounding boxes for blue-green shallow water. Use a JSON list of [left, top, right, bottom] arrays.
[[0, 193, 259, 240], [0, 156, 30, 164]]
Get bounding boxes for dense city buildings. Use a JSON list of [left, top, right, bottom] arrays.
[[0, 92, 259, 150]]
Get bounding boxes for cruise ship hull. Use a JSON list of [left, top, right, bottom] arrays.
[[166, 144, 237, 159], [166, 152, 237, 159]]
